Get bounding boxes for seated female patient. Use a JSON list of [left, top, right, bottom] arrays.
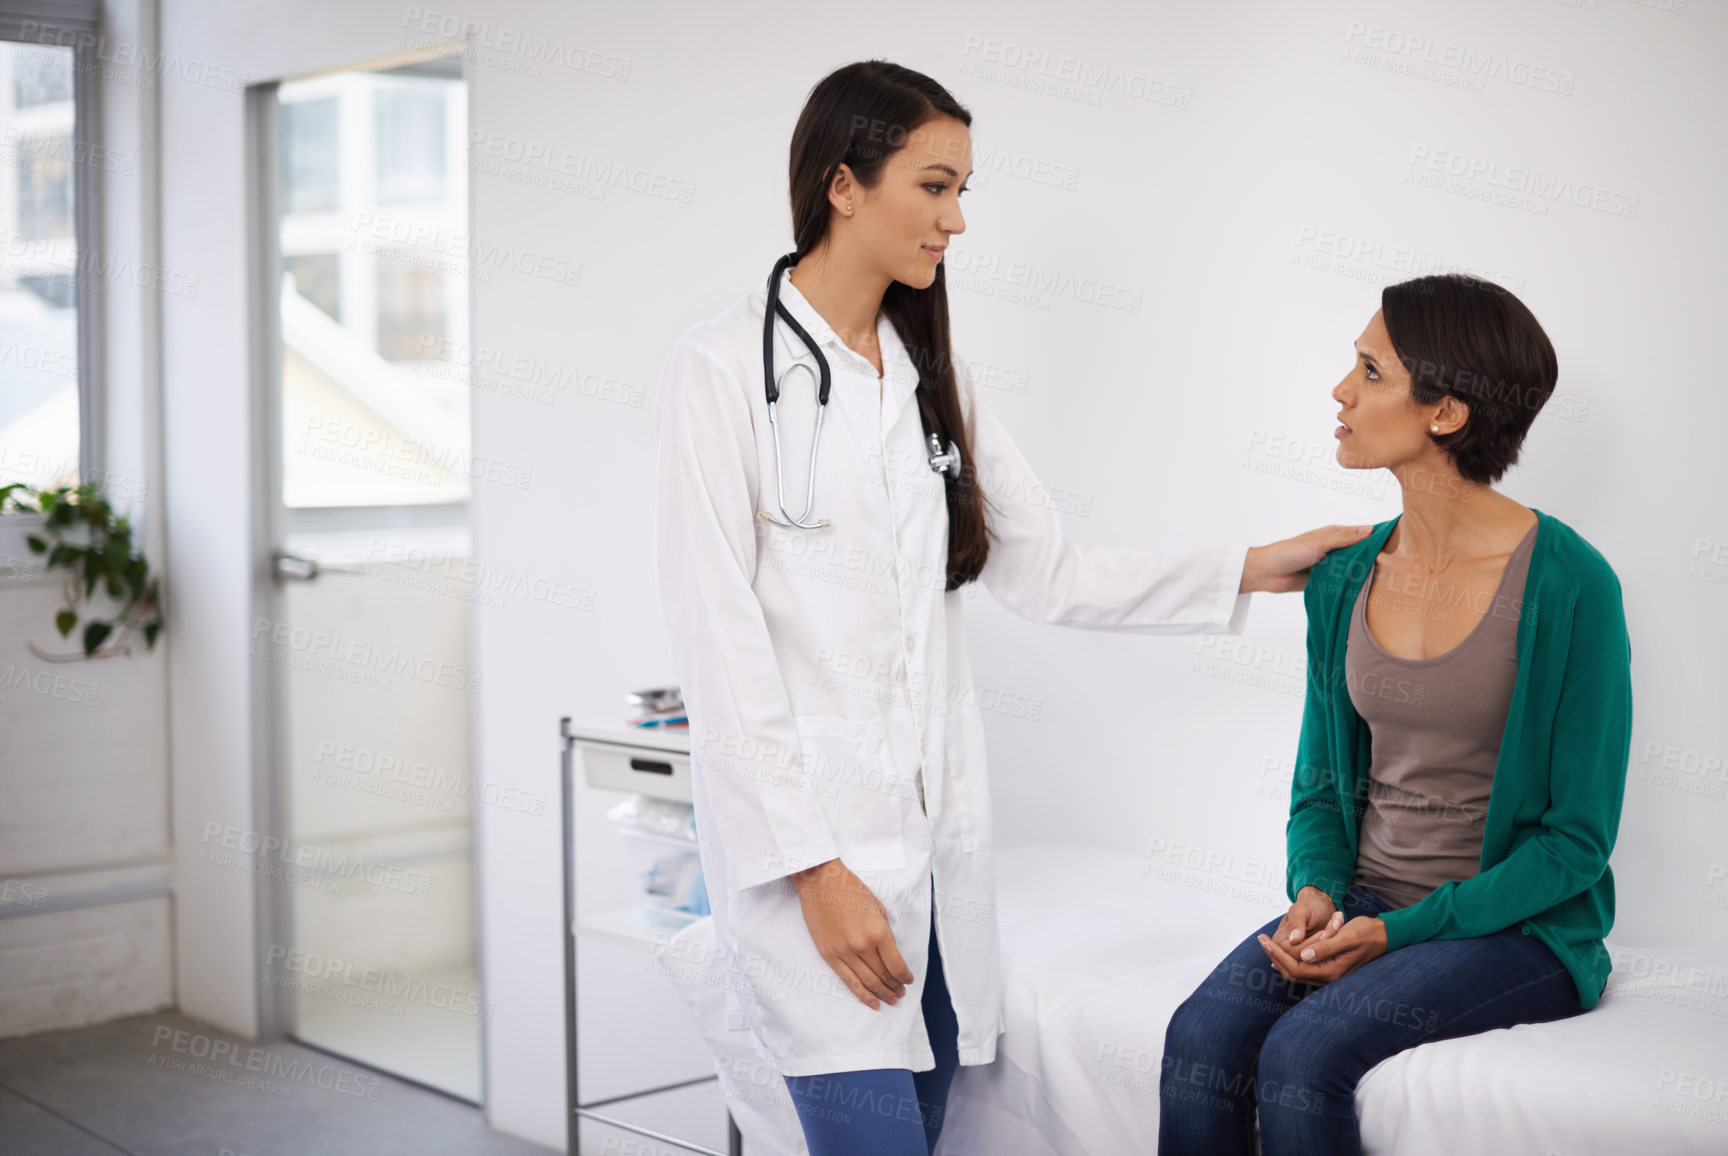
[[1158, 273, 1634, 1156]]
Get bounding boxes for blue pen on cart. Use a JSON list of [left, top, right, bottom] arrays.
[[626, 685, 685, 728], [629, 714, 687, 728]]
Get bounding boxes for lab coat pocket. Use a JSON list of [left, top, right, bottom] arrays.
[[794, 715, 908, 871]]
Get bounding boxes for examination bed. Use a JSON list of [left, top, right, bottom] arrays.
[[655, 843, 1728, 1155]]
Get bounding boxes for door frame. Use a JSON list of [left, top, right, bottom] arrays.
[[245, 75, 293, 1041]]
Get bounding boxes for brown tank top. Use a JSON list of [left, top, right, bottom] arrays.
[[1345, 522, 1537, 909]]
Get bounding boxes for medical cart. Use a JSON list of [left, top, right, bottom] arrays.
[[560, 717, 743, 1156]]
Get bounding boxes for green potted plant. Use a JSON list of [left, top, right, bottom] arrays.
[[0, 480, 163, 661]]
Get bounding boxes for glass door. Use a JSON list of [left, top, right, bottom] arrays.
[[256, 52, 481, 1100]]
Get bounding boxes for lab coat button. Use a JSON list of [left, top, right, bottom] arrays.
[[905, 635, 915, 653]]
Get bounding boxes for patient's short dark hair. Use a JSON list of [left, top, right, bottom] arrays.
[[1380, 274, 1558, 485]]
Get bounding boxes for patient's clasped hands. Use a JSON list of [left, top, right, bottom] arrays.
[[1258, 886, 1389, 985]]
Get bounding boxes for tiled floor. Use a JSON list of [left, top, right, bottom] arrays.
[[0, 1011, 556, 1156]]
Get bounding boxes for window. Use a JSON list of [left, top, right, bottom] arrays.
[[375, 250, 446, 362], [374, 86, 445, 204], [11, 44, 69, 107], [0, 6, 98, 497], [285, 253, 342, 323], [277, 61, 468, 509], [282, 97, 339, 215], [18, 130, 73, 239]]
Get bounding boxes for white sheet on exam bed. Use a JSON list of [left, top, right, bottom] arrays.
[[654, 844, 1728, 1156]]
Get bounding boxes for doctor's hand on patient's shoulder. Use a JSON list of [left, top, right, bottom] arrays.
[[1240, 525, 1375, 594], [790, 858, 914, 1011]]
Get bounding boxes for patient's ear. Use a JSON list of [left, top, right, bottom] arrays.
[[1432, 396, 1470, 436]]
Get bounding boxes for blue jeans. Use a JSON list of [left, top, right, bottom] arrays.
[[782, 881, 961, 1156], [1158, 883, 1584, 1155]]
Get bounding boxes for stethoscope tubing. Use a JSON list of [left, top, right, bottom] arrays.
[[759, 252, 961, 532]]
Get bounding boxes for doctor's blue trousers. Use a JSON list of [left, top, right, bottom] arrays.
[[781, 878, 961, 1156]]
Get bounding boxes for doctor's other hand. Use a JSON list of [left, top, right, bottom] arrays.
[[1240, 525, 1375, 594], [790, 857, 914, 1011]]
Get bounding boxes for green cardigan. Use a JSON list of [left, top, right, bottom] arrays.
[[1285, 508, 1633, 1011]]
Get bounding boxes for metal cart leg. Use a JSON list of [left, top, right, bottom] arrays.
[[563, 717, 580, 1156]]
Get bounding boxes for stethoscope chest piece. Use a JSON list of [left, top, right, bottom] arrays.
[[927, 431, 962, 480]]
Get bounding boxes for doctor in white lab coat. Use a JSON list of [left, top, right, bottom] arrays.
[[653, 60, 1370, 1154]]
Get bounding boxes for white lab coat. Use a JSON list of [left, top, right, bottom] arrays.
[[653, 266, 1252, 1078]]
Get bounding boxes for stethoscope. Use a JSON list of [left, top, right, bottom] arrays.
[[758, 252, 962, 531]]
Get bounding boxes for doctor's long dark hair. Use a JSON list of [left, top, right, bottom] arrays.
[[787, 60, 995, 592]]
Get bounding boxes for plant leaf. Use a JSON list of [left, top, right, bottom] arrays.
[[83, 620, 112, 654], [56, 608, 77, 637]]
